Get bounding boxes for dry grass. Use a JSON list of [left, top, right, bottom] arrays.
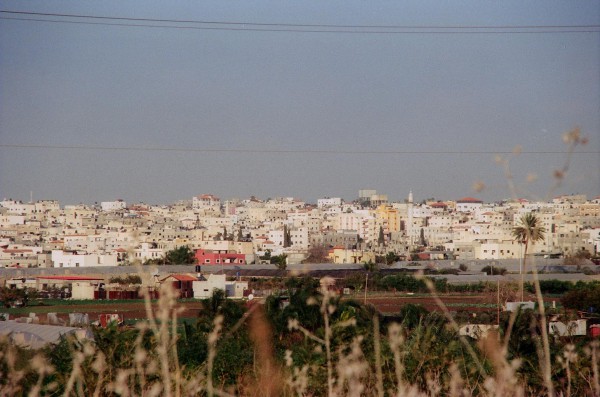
[[1, 130, 597, 396], [2, 271, 600, 396]]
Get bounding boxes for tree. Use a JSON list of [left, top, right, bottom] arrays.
[[363, 260, 377, 272], [109, 275, 142, 284], [512, 213, 546, 301], [283, 225, 291, 248], [0, 287, 26, 308], [385, 251, 399, 265], [271, 254, 287, 270], [377, 226, 385, 246], [561, 282, 600, 312], [419, 228, 426, 247], [481, 265, 507, 276], [164, 246, 196, 265], [303, 244, 331, 263], [564, 249, 592, 267]]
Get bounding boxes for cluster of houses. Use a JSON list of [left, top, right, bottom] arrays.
[[0, 192, 599, 270], [4, 272, 249, 301]]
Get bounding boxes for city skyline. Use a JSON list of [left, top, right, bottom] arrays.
[[1, 190, 598, 208], [1, 1, 599, 204]]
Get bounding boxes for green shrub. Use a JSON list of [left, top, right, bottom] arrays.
[[481, 265, 507, 275]]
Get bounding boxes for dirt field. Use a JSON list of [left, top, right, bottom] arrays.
[[21, 294, 493, 324], [11, 300, 205, 325], [11, 292, 555, 325], [364, 293, 499, 313]]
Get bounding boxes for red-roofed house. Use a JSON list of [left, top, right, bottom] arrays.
[[194, 249, 246, 266], [193, 194, 221, 210], [456, 197, 484, 213], [161, 274, 197, 298]]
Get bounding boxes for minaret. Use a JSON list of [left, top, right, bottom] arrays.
[[407, 190, 414, 245]]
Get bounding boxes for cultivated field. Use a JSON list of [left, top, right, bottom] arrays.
[[5, 291, 560, 325]]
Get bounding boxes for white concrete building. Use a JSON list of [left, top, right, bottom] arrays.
[[100, 200, 126, 212], [71, 282, 97, 299], [132, 243, 164, 262], [192, 274, 248, 299], [317, 197, 342, 208], [0, 200, 35, 215], [455, 197, 484, 213], [0, 215, 25, 227], [477, 240, 523, 260], [289, 227, 309, 249], [192, 194, 221, 210], [51, 250, 118, 267]]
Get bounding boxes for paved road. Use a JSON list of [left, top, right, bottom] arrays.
[[1, 258, 597, 284]]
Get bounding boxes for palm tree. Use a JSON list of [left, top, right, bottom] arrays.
[[512, 212, 546, 301]]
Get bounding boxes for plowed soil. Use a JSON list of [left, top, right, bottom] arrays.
[[365, 293, 498, 313], [19, 292, 551, 325], [25, 301, 204, 325]]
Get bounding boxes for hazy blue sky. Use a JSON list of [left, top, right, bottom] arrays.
[[1, 1, 599, 205]]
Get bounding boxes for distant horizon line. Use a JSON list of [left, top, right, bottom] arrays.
[[2, 193, 597, 207], [2, 143, 599, 155]]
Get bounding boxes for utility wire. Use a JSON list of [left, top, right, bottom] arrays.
[[1, 144, 597, 155], [1, 11, 599, 34], [2, 10, 599, 29], [1, 16, 597, 34]]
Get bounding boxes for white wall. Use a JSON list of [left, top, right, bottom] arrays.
[[193, 274, 226, 299], [71, 282, 96, 299], [51, 250, 118, 267], [101, 200, 126, 212]]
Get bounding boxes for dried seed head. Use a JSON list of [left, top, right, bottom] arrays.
[[512, 145, 522, 155], [562, 126, 583, 144], [288, 318, 299, 331], [472, 181, 485, 193], [553, 170, 564, 180], [92, 351, 107, 373], [581, 136, 589, 145]]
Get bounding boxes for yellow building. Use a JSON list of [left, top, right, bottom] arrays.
[[329, 247, 375, 264], [375, 205, 401, 233]]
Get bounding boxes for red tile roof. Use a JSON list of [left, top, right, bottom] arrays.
[[161, 274, 197, 282], [457, 197, 483, 203], [36, 275, 104, 281]]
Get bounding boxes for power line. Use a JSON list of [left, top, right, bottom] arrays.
[[1, 11, 599, 34], [1, 16, 597, 34], [1, 144, 597, 155], [2, 10, 598, 29]]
